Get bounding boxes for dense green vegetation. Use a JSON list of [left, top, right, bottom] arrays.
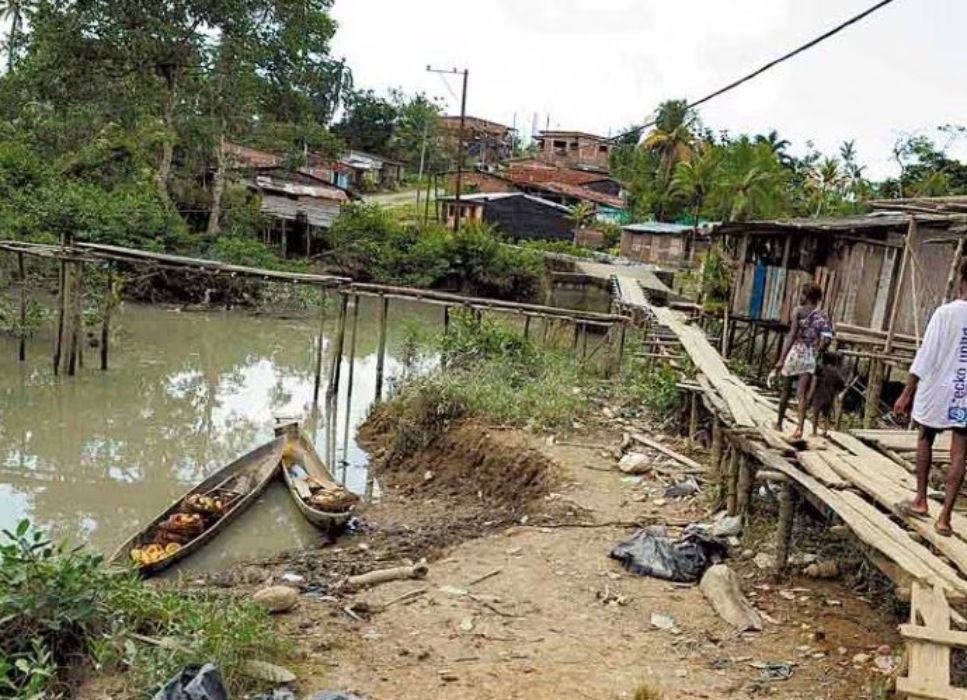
[[0, 520, 286, 699], [381, 311, 684, 445], [328, 203, 546, 301], [613, 99, 967, 224]]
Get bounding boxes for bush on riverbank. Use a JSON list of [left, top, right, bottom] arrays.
[[0, 520, 287, 699], [326, 203, 547, 302], [374, 311, 690, 458]]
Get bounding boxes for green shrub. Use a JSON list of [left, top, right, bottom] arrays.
[[0, 520, 287, 699]]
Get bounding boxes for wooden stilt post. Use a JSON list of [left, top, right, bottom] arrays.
[[688, 391, 700, 445], [67, 261, 84, 376], [443, 305, 450, 336], [775, 481, 796, 572], [523, 315, 531, 341], [312, 288, 329, 407], [100, 263, 114, 371], [374, 294, 389, 405], [864, 358, 883, 429], [17, 251, 26, 362], [727, 445, 740, 516], [54, 240, 68, 376], [617, 322, 627, 369], [736, 455, 753, 517], [543, 317, 551, 347], [327, 292, 349, 401], [571, 321, 580, 353], [580, 322, 589, 359], [710, 415, 723, 470], [341, 295, 361, 471]]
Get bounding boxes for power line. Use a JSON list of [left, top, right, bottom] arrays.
[[614, 0, 900, 143]]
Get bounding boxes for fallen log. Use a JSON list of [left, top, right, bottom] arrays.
[[344, 563, 428, 591], [699, 564, 763, 632]]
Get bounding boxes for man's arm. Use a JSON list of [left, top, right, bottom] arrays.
[[894, 374, 919, 418]]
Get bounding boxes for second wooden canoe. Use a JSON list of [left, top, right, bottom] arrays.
[[275, 423, 358, 530]]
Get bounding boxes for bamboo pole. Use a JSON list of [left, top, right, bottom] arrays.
[[374, 295, 389, 405], [884, 218, 915, 354], [710, 416, 723, 478], [327, 292, 350, 401], [17, 251, 26, 362], [100, 263, 115, 371], [945, 234, 967, 303], [53, 240, 68, 376], [341, 295, 361, 472], [67, 261, 84, 376], [312, 288, 329, 407]]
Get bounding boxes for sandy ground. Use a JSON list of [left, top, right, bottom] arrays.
[[266, 432, 900, 700]]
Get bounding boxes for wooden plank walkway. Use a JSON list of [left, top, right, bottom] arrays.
[[636, 299, 967, 603]]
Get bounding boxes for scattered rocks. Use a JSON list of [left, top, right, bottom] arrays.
[[651, 612, 677, 630], [459, 616, 475, 632], [852, 653, 872, 665], [238, 565, 272, 585], [252, 585, 299, 613], [754, 553, 777, 570], [240, 659, 297, 683], [803, 561, 840, 579], [618, 452, 651, 475], [439, 670, 459, 682]]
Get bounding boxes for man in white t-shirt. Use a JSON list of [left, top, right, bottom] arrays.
[[894, 260, 967, 537]]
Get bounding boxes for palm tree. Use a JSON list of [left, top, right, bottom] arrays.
[[0, 0, 30, 72], [755, 129, 792, 165], [567, 201, 596, 245], [711, 138, 786, 222], [672, 143, 722, 225], [810, 157, 845, 216], [642, 99, 697, 181]]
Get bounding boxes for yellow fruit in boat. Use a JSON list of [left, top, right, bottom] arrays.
[[130, 548, 142, 564], [165, 543, 181, 556], [283, 441, 296, 459]]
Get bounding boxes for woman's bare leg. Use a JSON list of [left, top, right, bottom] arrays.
[[790, 374, 812, 440]]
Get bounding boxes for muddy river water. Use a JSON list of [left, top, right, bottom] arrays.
[[0, 299, 442, 572]]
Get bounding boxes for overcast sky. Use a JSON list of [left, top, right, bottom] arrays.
[[331, 0, 967, 179]]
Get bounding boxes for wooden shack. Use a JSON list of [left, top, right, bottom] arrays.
[[710, 205, 967, 424]]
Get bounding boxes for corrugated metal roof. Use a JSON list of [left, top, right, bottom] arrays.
[[260, 194, 341, 228], [712, 212, 962, 236], [253, 176, 348, 201], [623, 222, 694, 235], [538, 182, 624, 209], [438, 192, 572, 213]]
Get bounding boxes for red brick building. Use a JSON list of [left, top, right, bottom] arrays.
[[534, 130, 613, 171]]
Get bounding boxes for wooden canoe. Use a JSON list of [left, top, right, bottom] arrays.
[[275, 423, 358, 530], [109, 436, 285, 576]]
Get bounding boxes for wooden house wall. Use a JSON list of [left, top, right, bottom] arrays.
[[728, 224, 957, 335]]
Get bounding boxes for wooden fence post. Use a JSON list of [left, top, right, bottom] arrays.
[[17, 251, 26, 362], [341, 294, 361, 471], [374, 294, 389, 405], [312, 288, 329, 407], [775, 481, 796, 571], [67, 261, 84, 376], [100, 263, 115, 371], [327, 292, 349, 401]]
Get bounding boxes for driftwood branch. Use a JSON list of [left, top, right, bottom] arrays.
[[630, 433, 705, 473], [344, 563, 428, 591]]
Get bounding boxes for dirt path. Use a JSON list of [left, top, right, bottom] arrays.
[[272, 431, 898, 700]]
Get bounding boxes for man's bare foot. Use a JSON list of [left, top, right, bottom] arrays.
[[789, 429, 803, 441]]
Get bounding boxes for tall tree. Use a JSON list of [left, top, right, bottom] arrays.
[[333, 90, 399, 155], [0, 0, 30, 71]]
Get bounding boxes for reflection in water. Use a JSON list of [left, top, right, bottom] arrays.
[[0, 299, 441, 571]]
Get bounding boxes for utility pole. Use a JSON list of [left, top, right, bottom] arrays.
[[427, 66, 469, 231]]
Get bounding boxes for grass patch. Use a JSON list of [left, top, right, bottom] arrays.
[[0, 520, 288, 699], [375, 312, 693, 456]]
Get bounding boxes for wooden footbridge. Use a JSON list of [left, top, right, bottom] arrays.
[[610, 276, 967, 698]]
